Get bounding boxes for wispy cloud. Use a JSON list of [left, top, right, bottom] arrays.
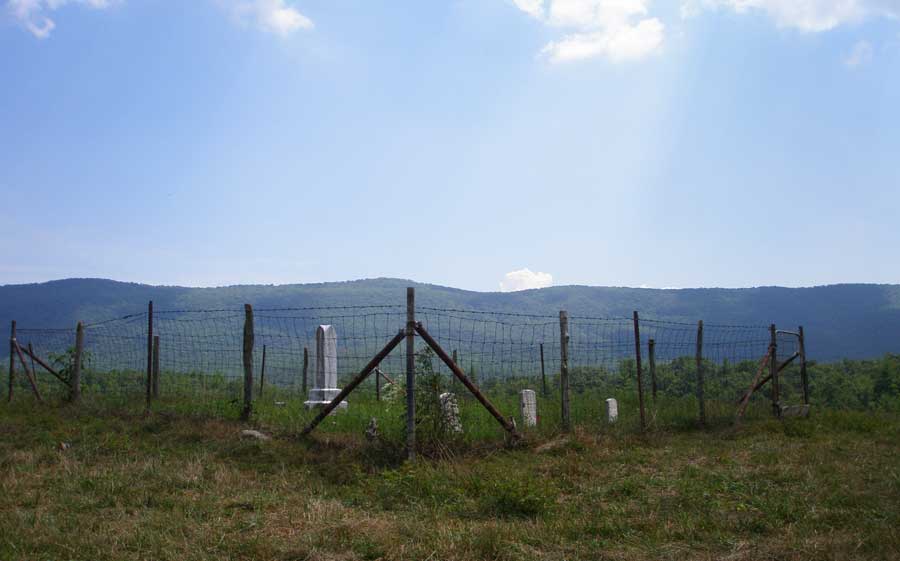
[[7, 0, 314, 39], [680, 0, 900, 32], [224, 0, 313, 36], [499, 268, 554, 292], [509, 0, 665, 63], [844, 39, 874, 67], [6, 0, 117, 39]]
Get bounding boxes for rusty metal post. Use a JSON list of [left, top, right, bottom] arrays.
[[259, 344, 267, 398], [302, 346, 309, 395], [406, 287, 416, 462], [540, 343, 548, 397], [633, 311, 646, 432], [152, 335, 160, 399], [559, 311, 570, 432]]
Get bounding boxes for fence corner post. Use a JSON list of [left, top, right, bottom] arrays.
[[241, 304, 254, 421], [559, 310, 570, 432], [70, 321, 84, 403]]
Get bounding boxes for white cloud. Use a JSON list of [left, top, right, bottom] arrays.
[[512, 0, 545, 19], [227, 0, 313, 36], [510, 0, 665, 63], [844, 39, 874, 66], [681, 0, 900, 32], [499, 268, 554, 292], [7, 0, 116, 39]]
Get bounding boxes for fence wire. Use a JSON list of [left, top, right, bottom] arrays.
[[5, 303, 799, 431]]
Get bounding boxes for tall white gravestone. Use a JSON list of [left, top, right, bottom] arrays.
[[605, 398, 618, 423], [520, 389, 538, 427], [304, 325, 347, 410]]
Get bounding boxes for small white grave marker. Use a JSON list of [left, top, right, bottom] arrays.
[[520, 389, 538, 427], [439, 392, 463, 434], [606, 398, 618, 423]]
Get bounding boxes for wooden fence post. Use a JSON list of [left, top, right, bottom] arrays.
[[798, 325, 809, 406], [152, 335, 160, 399], [302, 346, 309, 395], [559, 310, 570, 432], [406, 287, 416, 462], [145, 301, 153, 411], [648, 338, 657, 401], [696, 320, 706, 426], [8, 320, 15, 402], [770, 324, 779, 417], [633, 311, 645, 432], [71, 321, 83, 403], [259, 344, 267, 398], [241, 304, 254, 421]]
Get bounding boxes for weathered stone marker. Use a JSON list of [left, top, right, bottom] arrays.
[[439, 392, 463, 433], [605, 398, 618, 423], [304, 325, 347, 410], [520, 389, 538, 427]]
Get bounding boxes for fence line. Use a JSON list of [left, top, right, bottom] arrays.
[[4, 293, 808, 438]]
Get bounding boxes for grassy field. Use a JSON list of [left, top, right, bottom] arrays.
[[1, 402, 898, 561]]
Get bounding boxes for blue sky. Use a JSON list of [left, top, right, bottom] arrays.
[[1, 0, 898, 291]]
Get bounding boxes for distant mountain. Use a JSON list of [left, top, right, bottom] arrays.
[[1, 278, 899, 360]]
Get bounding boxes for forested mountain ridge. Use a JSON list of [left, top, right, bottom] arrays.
[[1, 278, 899, 360]]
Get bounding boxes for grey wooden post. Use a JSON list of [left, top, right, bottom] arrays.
[[70, 321, 84, 403], [559, 311, 570, 432], [406, 287, 416, 461], [241, 304, 254, 421]]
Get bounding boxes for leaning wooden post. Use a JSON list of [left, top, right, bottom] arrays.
[[8, 320, 15, 402], [540, 343, 548, 397], [259, 344, 267, 398], [559, 311, 571, 432], [406, 287, 416, 462], [770, 324, 779, 417], [633, 311, 646, 432], [696, 320, 706, 426], [241, 304, 254, 421], [152, 335, 160, 399], [302, 346, 309, 394], [145, 301, 153, 411], [798, 325, 809, 406], [648, 338, 657, 401], [71, 321, 84, 403]]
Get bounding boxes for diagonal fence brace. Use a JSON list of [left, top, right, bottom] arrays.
[[300, 329, 406, 437], [414, 322, 519, 439], [12, 339, 43, 403], [20, 343, 70, 388]]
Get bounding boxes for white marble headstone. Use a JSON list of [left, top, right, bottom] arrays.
[[605, 398, 618, 424], [304, 325, 347, 410], [520, 389, 537, 427], [439, 392, 463, 434]]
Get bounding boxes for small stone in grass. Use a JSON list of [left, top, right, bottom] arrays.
[[241, 429, 271, 441]]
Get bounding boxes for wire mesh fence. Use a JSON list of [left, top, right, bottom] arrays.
[[3, 295, 806, 438]]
